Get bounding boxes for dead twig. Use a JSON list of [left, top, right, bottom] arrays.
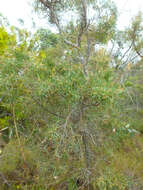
[[12, 106, 26, 163], [0, 172, 10, 187]]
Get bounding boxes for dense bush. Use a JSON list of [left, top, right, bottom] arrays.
[[0, 14, 143, 190]]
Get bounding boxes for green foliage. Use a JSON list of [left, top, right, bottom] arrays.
[[0, 27, 9, 54], [36, 28, 58, 50], [0, 10, 143, 189], [97, 169, 129, 190]]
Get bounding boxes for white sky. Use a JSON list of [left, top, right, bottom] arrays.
[[0, 0, 143, 31], [0, 0, 48, 31], [114, 0, 143, 29]]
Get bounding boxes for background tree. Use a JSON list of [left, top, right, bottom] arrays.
[[35, 28, 58, 50]]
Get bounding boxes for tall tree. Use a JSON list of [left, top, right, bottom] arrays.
[[34, 0, 117, 77]]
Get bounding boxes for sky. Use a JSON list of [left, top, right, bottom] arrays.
[[0, 0, 143, 31], [114, 0, 143, 29], [0, 0, 48, 31]]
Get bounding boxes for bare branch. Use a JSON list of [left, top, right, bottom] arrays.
[[133, 41, 143, 58], [78, 51, 88, 77], [85, 31, 91, 65], [33, 97, 65, 119], [64, 39, 79, 49], [39, 0, 51, 8], [120, 40, 134, 61], [0, 172, 10, 187], [109, 40, 115, 56], [77, 0, 88, 47]]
